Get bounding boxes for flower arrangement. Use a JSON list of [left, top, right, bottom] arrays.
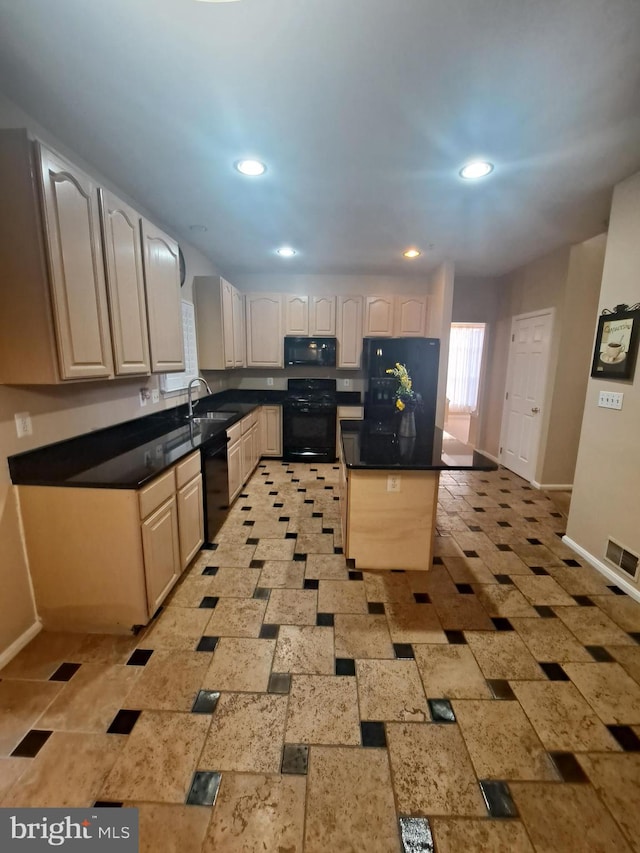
[[385, 362, 418, 411]]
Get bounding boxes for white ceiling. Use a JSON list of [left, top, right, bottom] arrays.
[[1, 0, 639, 278]]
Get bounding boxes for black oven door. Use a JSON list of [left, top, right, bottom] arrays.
[[282, 405, 337, 462]]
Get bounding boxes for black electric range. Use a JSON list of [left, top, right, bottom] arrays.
[[282, 378, 337, 463]]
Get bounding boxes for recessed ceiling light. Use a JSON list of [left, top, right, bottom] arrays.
[[403, 248, 421, 259], [459, 160, 494, 180], [276, 247, 296, 257], [235, 159, 266, 176], [189, 224, 208, 232]]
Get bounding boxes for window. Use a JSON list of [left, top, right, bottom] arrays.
[[446, 323, 486, 413]]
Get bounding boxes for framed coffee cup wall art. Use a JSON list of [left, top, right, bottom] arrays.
[[590, 305, 640, 380]]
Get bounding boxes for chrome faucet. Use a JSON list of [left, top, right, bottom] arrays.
[[187, 377, 212, 418]]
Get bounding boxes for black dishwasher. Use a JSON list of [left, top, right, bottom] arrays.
[[201, 437, 230, 543]]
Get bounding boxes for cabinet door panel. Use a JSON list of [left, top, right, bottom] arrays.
[[227, 440, 242, 504], [141, 220, 184, 372], [232, 286, 245, 367], [262, 405, 282, 456], [394, 296, 428, 336], [365, 296, 394, 337], [99, 189, 150, 375], [285, 295, 309, 336], [221, 278, 235, 368], [37, 144, 113, 379], [178, 474, 204, 568], [337, 295, 363, 368], [241, 430, 253, 482], [311, 296, 336, 335], [142, 495, 180, 613], [245, 294, 283, 367]]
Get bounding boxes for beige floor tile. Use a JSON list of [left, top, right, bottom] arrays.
[[425, 565, 460, 597], [363, 571, 416, 603], [413, 644, 492, 699], [0, 680, 63, 756], [204, 773, 305, 853], [432, 595, 495, 631], [431, 818, 535, 853], [510, 680, 620, 751], [465, 631, 545, 680], [196, 544, 256, 567], [387, 722, 486, 816], [0, 632, 83, 681], [578, 753, 640, 852], [203, 567, 259, 599], [142, 607, 212, 651], [101, 711, 210, 803], [610, 645, 640, 684], [133, 803, 212, 853], [203, 637, 275, 692], [199, 693, 287, 772], [452, 531, 496, 552], [253, 538, 296, 561], [592, 595, 640, 632], [510, 782, 633, 853], [357, 659, 428, 721], [511, 617, 593, 662], [249, 520, 289, 538], [304, 553, 349, 580], [562, 662, 640, 724], [547, 564, 614, 596], [476, 549, 532, 573], [38, 663, 140, 732], [442, 556, 497, 584], [168, 576, 224, 607], [0, 757, 29, 801], [125, 651, 211, 712], [205, 597, 267, 637], [73, 633, 140, 664], [556, 604, 636, 647], [295, 533, 335, 555], [258, 561, 305, 588], [334, 614, 395, 659], [273, 626, 334, 675], [453, 699, 557, 780], [286, 675, 360, 745], [305, 747, 400, 853], [264, 589, 318, 625], [385, 603, 448, 643], [286, 516, 324, 534], [511, 575, 576, 606], [473, 585, 539, 617], [4, 732, 124, 807], [318, 580, 368, 614]]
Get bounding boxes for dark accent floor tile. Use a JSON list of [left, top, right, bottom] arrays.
[[322, 527, 334, 534], [297, 488, 307, 493], [346, 558, 356, 568], [479, 780, 519, 818], [336, 658, 356, 676], [525, 517, 539, 523], [250, 559, 265, 568], [361, 721, 387, 748], [487, 679, 516, 700], [468, 525, 482, 532], [192, 690, 221, 714], [549, 751, 589, 783], [540, 662, 570, 681], [463, 550, 478, 558], [199, 596, 219, 609], [398, 816, 434, 853], [259, 623, 279, 639], [473, 507, 486, 513], [414, 593, 431, 604], [456, 583, 474, 594], [550, 512, 562, 518], [268, 672, 291, 694], [607, 725, 640, 752], [527, 538, 542, 545], [241, 506, 252, 512], [629, 632, 640, 644], [304, 579, 320, 590], [476, 491, 487, 497], [126, 649, 154, 666], [186, 771, 222, 806], [534, 605, 556, 618], [312, 512, 323, 518], [324, 485, 334, 490], [428, 699, 456, 723], [573, 595, 595, 606], [294, 553, 307, 562], [368, 602, 386, 614], [11, 729, 52, 758], [273, 503, 284, 508], [278, 516, 290, 522], [499, 503, 510, 509], [316, 613, 334, 627], [348, 570, 363, 580], [498, 521, 512, 528], [303, 499, 314, 504], [201, 542, 216, 550], [497, 543, 512, 551], [563, 558, 582, 567], [49, 662, 81, 682], [202, 566, 219, 576], [492, 617, 514, 631], [253, 587, 270, 600], [292, 478, 300, 483], [393, 643, 415, 660], [608, 585, 627, 596], [445, 630, 467, 645], [242, 520, 255, 527], [265, 481, 274, 485], [281, 743, 309, 775], [107, 709, 141, 735], [93, 801, 123, 807], [432, 556, 443, 565], [391, 569, 406, 574], [268, 491, 278, 496], [246, 537, 259, 545], [585, 645, 614, 662], [285, 532, 298, 539], [196, 636, 219, 652], [334, 547, 344, 554], [495, 574, 512, 585], [531, 566, 549, 576]]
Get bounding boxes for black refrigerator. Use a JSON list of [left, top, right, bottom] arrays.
[[363, 337, 440, 433]]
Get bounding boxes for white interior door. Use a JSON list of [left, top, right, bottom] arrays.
[[501, 311, 553, 481]]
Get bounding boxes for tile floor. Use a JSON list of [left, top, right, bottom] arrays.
[[2, 462, 640, 852]]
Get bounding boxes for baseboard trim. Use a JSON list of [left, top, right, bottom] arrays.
[[476, 449, 499, 465], [0, 620, 42, 670], [531, 481, 573, 492], [562, 536, 640, 603]]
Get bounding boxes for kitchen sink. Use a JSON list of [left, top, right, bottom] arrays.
[[190, 410, 236, 423]]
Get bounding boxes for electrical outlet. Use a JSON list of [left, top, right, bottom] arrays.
[[344, 378, 351, 387], [598, 390, 624, 410], [15, 412, 33, 438], [151, 389, 160, 404], [267, 377, 274, 386], [387, 474, 401, 492]]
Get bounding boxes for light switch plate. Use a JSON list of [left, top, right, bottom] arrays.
[[598, 391, 623, 410]]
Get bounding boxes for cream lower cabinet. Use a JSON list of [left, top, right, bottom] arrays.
[[261, 405, 282, 456], [227, 409, 262, 504], [19, 450, 203, 633]]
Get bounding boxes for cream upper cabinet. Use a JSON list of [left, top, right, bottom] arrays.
[[37, 143, 114, 380], [98, 189, 150, 376], [221, 278, 235, 368], [140, 219, 184, 373], [337, 295, 364, 369], [232, 286, 245, 367], [194, 276, 245, 370], [284, 295, 309, 336], [394, 295, 428, 336], [245, 293, 283, 367], [365, 296, 395, 337], [311, 296, 336, 335]]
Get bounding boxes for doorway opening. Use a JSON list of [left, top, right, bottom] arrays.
[[444, 323, 486, 446]]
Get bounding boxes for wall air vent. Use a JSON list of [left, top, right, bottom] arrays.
[[605, 538, 639, 579]]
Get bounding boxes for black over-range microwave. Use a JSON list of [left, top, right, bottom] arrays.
[[284, 337, 337, 367]]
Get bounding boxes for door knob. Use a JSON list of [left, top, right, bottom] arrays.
[[531, 407, 540, 413]]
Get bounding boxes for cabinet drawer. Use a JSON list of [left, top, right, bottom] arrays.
[[176, 450, 201, 489], [227, 421, 242, 445], [241, 410, 258, 433], [139, 468, 176, 519]]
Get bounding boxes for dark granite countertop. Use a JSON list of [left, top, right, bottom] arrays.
[[340, 418, 497, 471]]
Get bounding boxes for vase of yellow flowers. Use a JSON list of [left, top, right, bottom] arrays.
[[385, 362, 418, 437]]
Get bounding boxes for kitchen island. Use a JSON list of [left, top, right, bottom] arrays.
[[339, 419, 497, 572]]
